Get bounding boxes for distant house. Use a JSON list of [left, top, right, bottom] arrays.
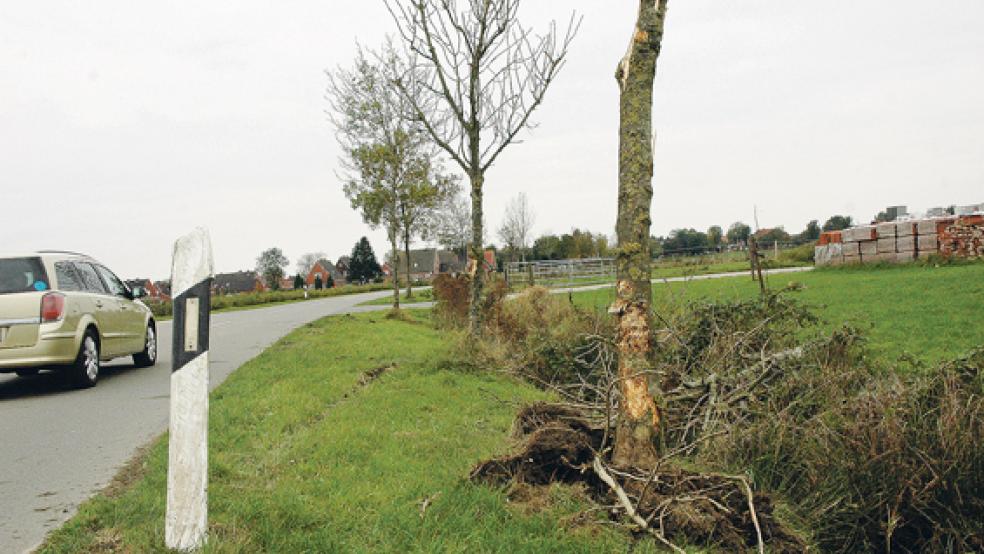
[[465, 249, 497, 275], [125, 278, 169, 300], [483, 249, 497, 272], [391, 248, 467, 281], [335, 256, 351, 279], [213, 271, 266, 295], [306, 259, 345, 288], [155, 280, 172, 298]]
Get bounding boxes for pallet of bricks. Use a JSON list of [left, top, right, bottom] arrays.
[[814, 215, 984, 266]]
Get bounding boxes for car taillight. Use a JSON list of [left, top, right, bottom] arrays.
[[41, 292, 66, 322]]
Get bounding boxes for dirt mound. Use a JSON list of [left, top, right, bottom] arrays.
[[471, 402, 805, 553]]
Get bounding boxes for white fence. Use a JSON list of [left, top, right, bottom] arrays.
[[505, 258, 615, 288]]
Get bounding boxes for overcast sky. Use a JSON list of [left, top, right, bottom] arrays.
[[3, 1, 982, 279]]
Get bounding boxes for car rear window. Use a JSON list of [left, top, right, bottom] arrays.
[[0, 257, 50, 294]]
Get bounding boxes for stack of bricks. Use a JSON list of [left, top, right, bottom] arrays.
[[815, 215, 984, 266], [940, 215, 984, 258]]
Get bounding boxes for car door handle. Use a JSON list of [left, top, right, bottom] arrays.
[[95, 300, 104, 308]]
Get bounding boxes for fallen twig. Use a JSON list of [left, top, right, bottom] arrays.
[[592, 457, 686, 554]]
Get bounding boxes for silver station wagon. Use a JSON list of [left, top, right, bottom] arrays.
[[0, 252, 157, 388]]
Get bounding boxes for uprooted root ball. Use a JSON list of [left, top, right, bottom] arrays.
[[471, 402, 805, 552]]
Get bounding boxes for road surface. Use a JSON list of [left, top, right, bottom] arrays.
[[0, 289, 392, 554]]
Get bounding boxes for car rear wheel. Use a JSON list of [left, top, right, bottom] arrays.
[[133, 323, 157, 368], [68, 331, 100, 388]]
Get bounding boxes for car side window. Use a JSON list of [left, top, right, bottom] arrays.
[[73, 262, 108, 294], [94, 265, 128, 297], [54, 261, 83, 292]]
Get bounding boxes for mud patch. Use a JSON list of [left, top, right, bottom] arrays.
[[103, 443, 155, 499], [357, 364, 395, 387]]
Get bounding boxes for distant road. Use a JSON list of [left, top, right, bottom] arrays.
[[0, 288, 393, 554], [553, 265, 815, 294]]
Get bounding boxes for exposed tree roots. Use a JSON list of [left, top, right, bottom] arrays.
[[471, 402, 805, 553]]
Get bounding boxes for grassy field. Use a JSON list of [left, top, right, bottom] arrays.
[[572, 262, 984, 364], [40, 312, 647, 553]]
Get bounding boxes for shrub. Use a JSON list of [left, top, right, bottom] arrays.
[[704, 347, 984, 553], [468, 286, 607, 386], [432, 274, 471, 328], [777, 242, 816, 264]]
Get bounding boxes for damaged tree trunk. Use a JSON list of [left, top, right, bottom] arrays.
[[468, 171, 485, 335], [611, 0, 668, 468], [403, 228, 413, 300], [391, 235, 401, 309]]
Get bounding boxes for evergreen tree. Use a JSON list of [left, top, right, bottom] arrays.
[[314, 274, 323, 290], [326, 273, 335, 288], [347, 237, 382, 284], [293, 274, 304, 290]]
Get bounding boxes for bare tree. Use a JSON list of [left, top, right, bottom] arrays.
[[497, 192, 535, 261], [384, 0, 580, 332], [428, 192, 472, 258], [296, 252, 326, 277], [610, 0, 669, 468], [328, 47, 456, 308]]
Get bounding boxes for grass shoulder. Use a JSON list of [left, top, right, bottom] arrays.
[[39, 311, 638, 553]]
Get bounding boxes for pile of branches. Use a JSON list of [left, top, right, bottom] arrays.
[[471, 403, 805, 553], [470, 289, 984, 552]]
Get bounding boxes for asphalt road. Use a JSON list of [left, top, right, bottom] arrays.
[[0, 289, 393, 554]]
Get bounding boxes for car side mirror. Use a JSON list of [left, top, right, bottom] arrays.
[[132, 287, 147, 299]]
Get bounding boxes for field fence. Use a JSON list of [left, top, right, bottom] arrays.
[[503, 241, 811, 289], [505, 258, 615, 288]]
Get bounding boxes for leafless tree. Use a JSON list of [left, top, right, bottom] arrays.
[[384, 0, 580, 332], [610, 0, 669, 468], [296, 252, 326, 277], [427, 192, 472, 257], [497, 192, 535, 261]]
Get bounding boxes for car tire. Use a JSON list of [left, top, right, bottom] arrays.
[[68, 330, 100, 389], [133, 323, 157, 368], [15, 369, 40, 377]]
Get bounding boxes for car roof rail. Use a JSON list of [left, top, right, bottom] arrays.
[[36, 250, 94, 258]]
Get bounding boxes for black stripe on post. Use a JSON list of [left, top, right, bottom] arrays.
[[172, 278, 212, 372]]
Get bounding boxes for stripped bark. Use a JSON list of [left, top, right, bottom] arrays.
[[611, 0, 668, 468]]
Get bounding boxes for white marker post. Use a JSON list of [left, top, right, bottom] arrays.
[[166, 228, 214, 551]]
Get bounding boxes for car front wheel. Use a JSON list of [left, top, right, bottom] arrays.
[[68, 331, 100, 388], [133, 323, 157, 368]]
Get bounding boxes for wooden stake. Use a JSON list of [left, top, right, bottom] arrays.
[[166, 228, 214, 551]]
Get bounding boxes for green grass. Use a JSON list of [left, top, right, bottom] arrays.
[[40, 312, 642, 553], [360, 287, 435, 307], [572, 262, 984, 364]]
